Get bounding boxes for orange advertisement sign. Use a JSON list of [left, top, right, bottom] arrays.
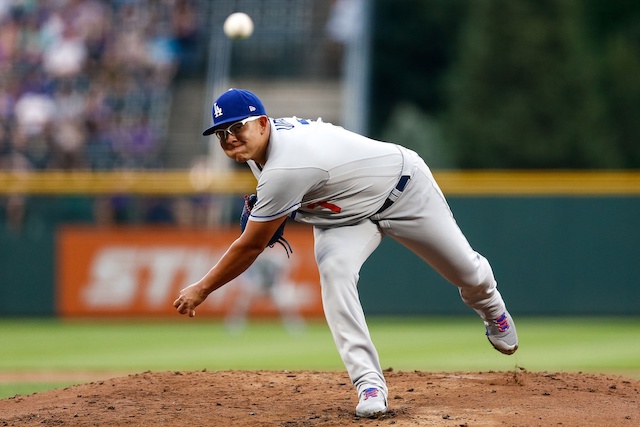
[[57, 226, 323, 318]]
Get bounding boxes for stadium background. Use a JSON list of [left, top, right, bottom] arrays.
[[0, 0, 639, 319]]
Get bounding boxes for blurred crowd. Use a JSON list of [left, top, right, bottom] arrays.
[[0, 1, 345, 232], [0, 0, 201, 173], [0, 0, 210, 232]]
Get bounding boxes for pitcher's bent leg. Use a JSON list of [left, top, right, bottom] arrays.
[[379, 164, 507, 321], [313, 220, 387, 398]]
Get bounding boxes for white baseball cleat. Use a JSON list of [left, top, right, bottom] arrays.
[[355, 387, 387, 418], [485, 311, 519, 355]]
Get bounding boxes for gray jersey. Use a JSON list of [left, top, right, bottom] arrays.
[[247, 117, 404, 227]]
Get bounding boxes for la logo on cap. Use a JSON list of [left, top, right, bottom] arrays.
[[214, 103, 223, 118]]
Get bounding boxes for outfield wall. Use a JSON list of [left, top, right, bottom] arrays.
[[360, 196, 640, 316], [1, 172, 639, 317]]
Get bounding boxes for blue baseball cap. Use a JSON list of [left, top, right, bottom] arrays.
[[202, 88, 266, 136]]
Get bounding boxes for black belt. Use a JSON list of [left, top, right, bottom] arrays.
[[375, 175, 410, 214]]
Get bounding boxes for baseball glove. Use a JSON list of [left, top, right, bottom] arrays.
[[240, 194, 293, 257]]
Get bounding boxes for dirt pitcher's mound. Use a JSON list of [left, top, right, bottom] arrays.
[[1, 369, 638, 426]]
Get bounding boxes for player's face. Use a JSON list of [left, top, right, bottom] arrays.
[[218, 116, 268, 164]]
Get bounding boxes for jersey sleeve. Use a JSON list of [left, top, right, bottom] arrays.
[[249, 167, 328, 222]]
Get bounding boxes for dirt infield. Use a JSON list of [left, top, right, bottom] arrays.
[[1, 369, 638, 426]]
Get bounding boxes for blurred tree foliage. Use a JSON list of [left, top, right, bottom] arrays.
[[586, 0, 640, 168], [370, 0, 640, 169], [370, 0, 466, 168]]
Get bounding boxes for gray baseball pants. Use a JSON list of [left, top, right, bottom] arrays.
[[312, 148, 507, 399]]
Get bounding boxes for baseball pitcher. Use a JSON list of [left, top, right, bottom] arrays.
[[173, 88, 518, 418]]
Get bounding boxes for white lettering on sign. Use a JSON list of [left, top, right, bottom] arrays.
[[82, 246, 219, 308]]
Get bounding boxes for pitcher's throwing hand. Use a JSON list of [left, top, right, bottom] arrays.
[[173, 283, 208, 317]]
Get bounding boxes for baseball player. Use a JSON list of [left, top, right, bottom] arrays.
[[173, 88, 518, 418], [224, 250, 306, 335]]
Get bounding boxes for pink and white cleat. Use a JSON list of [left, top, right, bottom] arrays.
[[485, 311, 519, 355], [355, 387, 387, 418]]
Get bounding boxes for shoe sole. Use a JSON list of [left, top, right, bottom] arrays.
[[355, 409, 387, 418], [488, 337, 518, 355]]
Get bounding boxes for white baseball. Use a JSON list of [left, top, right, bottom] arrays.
[[223, 12, 254, 40]]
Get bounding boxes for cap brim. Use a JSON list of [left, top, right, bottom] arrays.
[[202, 117, 236, 136], [202, 120, 232, 136], [202, 114, 262, 136], [202, 126, 216, 136]]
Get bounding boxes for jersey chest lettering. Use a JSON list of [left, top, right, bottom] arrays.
[[273, 117, 313, 131]]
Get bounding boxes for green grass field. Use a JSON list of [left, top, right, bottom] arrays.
[[1, 316, 639, 398]]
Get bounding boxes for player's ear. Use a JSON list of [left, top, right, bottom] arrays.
[[259, 116, 269, 133]]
